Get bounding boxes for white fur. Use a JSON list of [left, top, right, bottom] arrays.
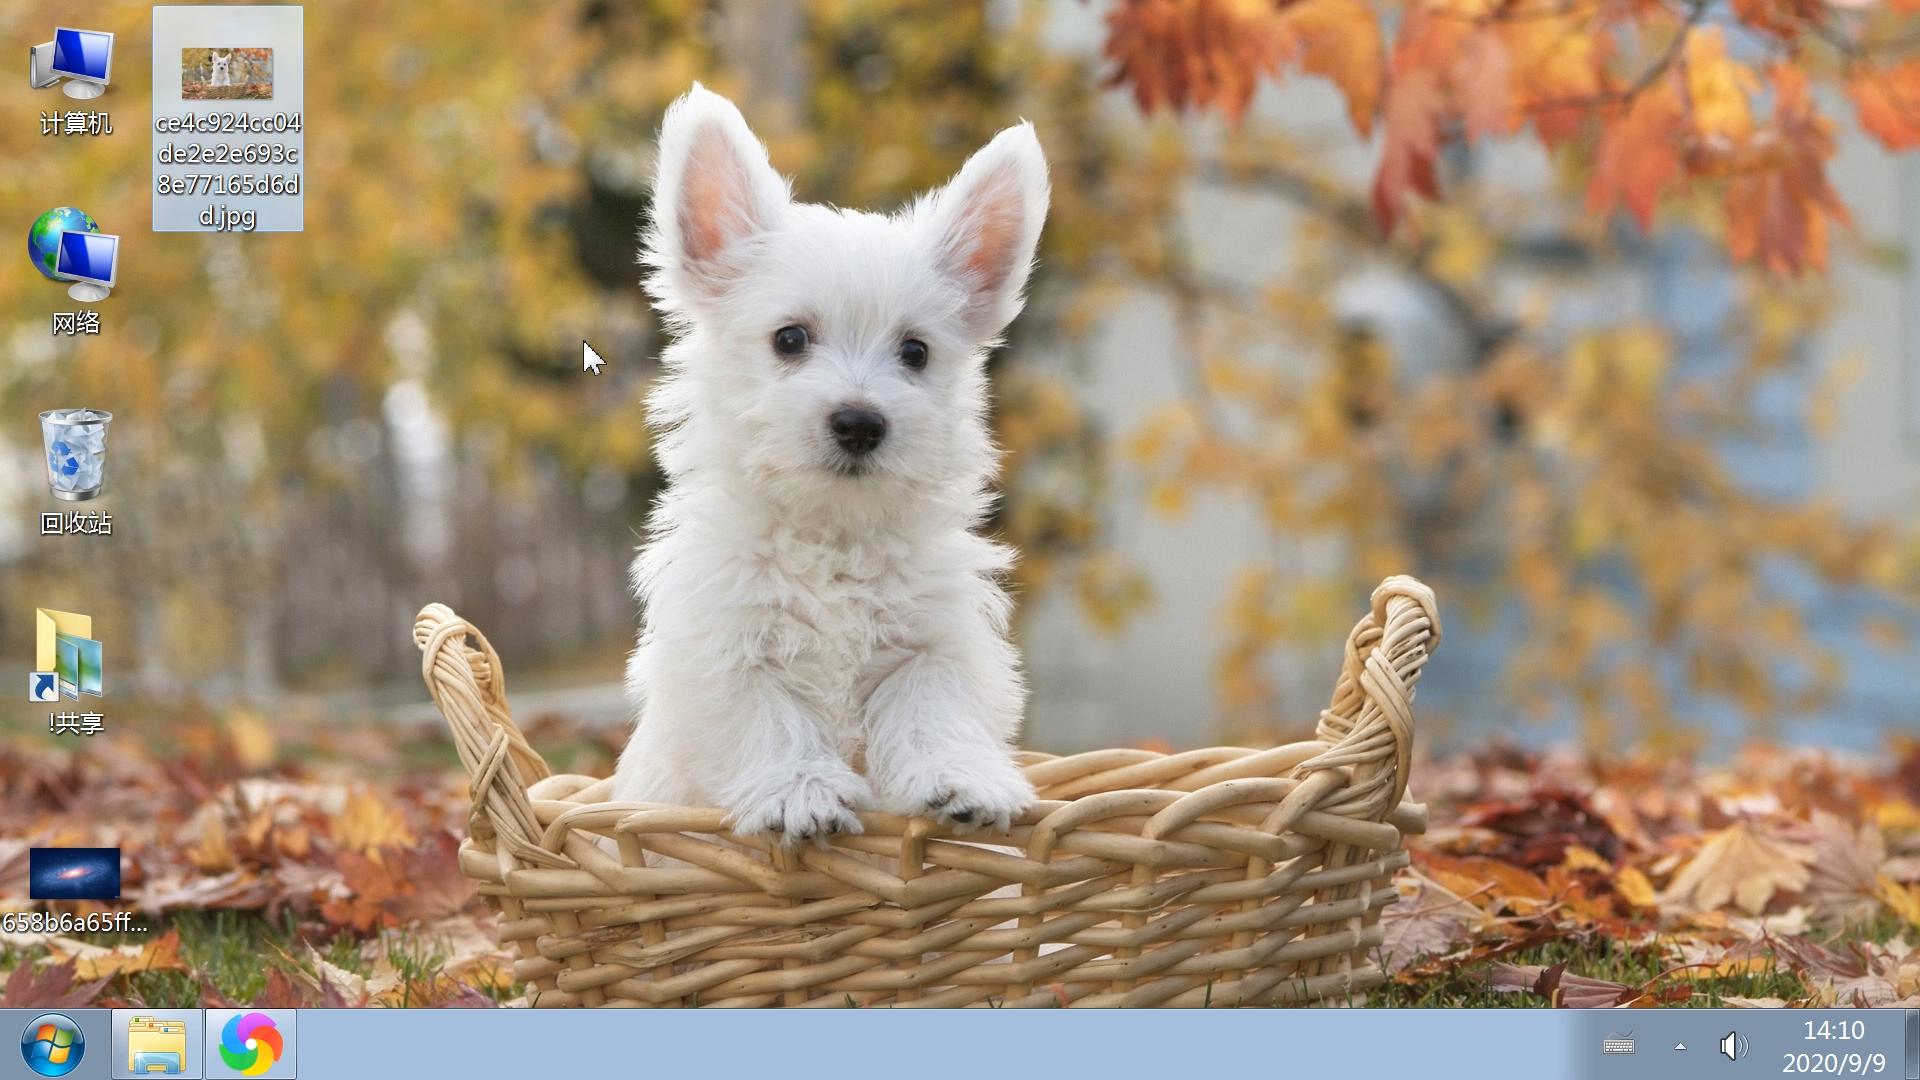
[[611, 85, 1050, 845], [210, 51, 231, 87]]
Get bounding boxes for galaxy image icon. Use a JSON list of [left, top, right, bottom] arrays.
[[29, 847, 120, 900]]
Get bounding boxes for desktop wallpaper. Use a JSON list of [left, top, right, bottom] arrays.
[[0, 0, 1918, 1012]]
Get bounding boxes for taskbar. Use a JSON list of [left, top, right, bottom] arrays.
[[1, 1006, 1913, 1079]]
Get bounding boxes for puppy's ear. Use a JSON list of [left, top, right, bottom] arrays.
[[919, 122, 1050, 338], [646, 84, 791, 303]]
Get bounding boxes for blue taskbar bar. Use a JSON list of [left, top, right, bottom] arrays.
[[1, 1007, 1913, 1079]]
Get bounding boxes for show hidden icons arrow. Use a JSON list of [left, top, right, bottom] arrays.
[[583, 340, 606, 375]]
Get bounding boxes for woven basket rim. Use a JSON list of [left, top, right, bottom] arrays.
[[414, 574, 1441, 1007]]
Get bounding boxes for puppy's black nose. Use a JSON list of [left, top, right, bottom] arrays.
[[829, 407, 887, 455]]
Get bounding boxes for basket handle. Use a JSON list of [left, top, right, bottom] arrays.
[[414, 603, 572, 869], [1293, 575, 1441, 820]]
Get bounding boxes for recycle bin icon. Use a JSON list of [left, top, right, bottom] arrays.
[[40, 408, 112, 501]]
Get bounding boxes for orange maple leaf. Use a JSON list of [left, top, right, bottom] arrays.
[[1505, 14, 1607, 146], [1729, 0, 1826, 39], [1455, 28, 1516, 141], [1683, 28, 1757, 144], [1102, 0, 1290, 121], [47, 931, 189, 982], [320, 851, 405, 932], [1278, 0, 1385, 135], [1725, 64, 1850, 274], [1586, 82, 1685, 228], [1372, 66, 1444, 234], [1660, 817, 1815, 915], [1877, 874, 1920, 928], [332, 787, 417, 858], [1848, 59, 1920, 151]]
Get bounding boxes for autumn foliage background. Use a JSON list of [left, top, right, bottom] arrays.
[[2, 0, 1920, 1006]]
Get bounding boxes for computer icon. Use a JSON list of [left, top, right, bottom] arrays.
[[32, 28, 112, 99], [29, 43, 55, 89], [54, 230, 117, 302]]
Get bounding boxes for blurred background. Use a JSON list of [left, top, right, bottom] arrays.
[[3, 0, 1918, 764]]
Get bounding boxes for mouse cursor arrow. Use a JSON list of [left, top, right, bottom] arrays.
[[583, 340, 607, 375]]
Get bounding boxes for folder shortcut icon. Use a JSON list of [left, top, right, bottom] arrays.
[[126, 1014, 187, 1075], [34, 607, 102, 699]]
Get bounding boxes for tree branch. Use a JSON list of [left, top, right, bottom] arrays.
[[1195, 157, 1520, 364], [1520, 0, 1713, 116]]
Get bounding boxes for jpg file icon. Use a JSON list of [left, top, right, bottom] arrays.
[[29, 847, 119, 900]]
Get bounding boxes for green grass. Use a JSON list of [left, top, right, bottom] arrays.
[[6, 910, 1903, 1009], [1, 911, 522, 1008], [0, 911, 288, 1006], [1363, 936, 1807, 1007], [1365, 915, 1909, 1008]]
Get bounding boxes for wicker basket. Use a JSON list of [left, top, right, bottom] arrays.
[[413, 575, 1439, 1008]]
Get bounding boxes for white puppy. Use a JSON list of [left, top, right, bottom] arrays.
[[611, 85, 1048, 846]]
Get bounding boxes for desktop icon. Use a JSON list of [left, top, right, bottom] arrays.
[[28, 205, 98, 277], [34, 607, 102, 699], [30, 671, 59, 701], [206, 1010, 291, 1079], [30, 847, 121, 900], [121, 1013, 192, 1077], [19, 1012, 85, 1077], [41, 409, 113, 500], [56, 229, 118, 302], [30, 41, 55, 88], [28, 206, 116, 301], [182, 47, 273, 100], [30, 28, 112, 99]]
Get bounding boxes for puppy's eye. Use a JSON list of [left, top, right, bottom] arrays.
[[899, 338, 929, 372], [772, 325, 810, 357]]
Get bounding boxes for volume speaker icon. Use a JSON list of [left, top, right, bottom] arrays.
[[217, 1013, 282, 1076], [1719, 1030, 1750, 1061]]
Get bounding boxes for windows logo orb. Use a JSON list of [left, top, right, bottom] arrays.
[[19, 1012, 84, 1077], [217, 1012, 282, 1076]]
